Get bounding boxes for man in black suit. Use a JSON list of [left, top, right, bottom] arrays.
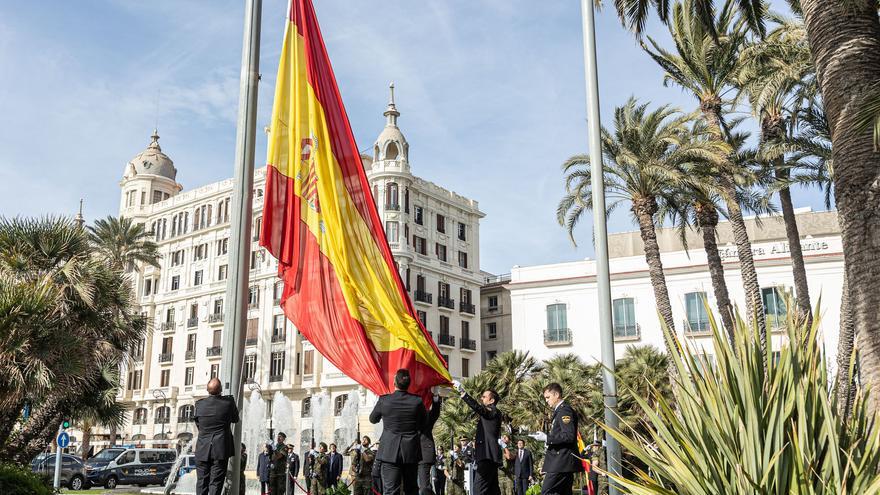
[[453, 381, 502, 495], [193, 377, 240, 495], [418, 393, 443, 493], [529, 383, 583, 495], [328, 443, 344, 486], [513, 439, 533, 495], [287, 446, 301, 494], [370, 369, 427, 495]]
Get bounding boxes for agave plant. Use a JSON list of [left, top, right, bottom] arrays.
[[601, 306, 880, 494]]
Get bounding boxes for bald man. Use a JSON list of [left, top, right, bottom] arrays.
[[194, 378, 240, 495]]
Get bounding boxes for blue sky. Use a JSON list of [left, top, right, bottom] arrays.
[[0, 0, 820, 274]]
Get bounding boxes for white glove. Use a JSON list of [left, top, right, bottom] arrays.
[[451, 380, 464, 393], [528, 432, 547, 442], [497, 439, 507, 449]]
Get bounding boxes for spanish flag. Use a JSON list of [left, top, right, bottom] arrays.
[[260, 0, 452, 401]]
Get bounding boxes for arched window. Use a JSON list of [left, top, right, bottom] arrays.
[[385, 142, 399, 160], [301, 397, 312, 418], [385, 183, 399, 209], [334, 395, 348, 416], [155, 406, 171, 424], [178, 404, 195, 423], [133, 408, 148, 425]]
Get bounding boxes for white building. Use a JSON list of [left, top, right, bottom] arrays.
[[509, 210, 844, 368], [106, 88, 484, 455]]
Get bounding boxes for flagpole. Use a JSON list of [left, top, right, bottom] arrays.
[[221, 0, 262, 493], [579, 1, 621, 493]]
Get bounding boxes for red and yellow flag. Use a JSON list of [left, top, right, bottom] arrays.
[[577, 431, 593, 495], [260, 0, 451, 401]]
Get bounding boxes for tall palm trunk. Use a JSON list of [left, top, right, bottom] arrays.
[[696, 202, 735, 344], [632, 198, 679, 369], [109, 423, 118, 446], [4, 394, 65, 463], [80, 422, 92, 460], [801, 0, 880, 415], [764, 116, 813, 324], [701, 101, 767, 349], [837, 272, 856, 420]]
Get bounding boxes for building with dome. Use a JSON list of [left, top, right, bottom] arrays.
[[102, 86, 484, 456]]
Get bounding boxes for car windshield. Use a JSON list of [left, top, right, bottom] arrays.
[[91, 448, 125, 461]]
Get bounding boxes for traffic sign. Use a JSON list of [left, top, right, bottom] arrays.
[[57, 432, 69, 448]]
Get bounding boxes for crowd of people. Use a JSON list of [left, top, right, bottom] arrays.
[[192, 372, 600, 495]]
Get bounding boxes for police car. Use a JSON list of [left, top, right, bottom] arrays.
[[86, 448, 176, 489]]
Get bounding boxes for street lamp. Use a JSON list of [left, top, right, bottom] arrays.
[[152, 389, 168, 445]]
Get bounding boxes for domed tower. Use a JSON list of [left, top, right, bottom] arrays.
[[119, 130, 183, 219], [367, 83, 415, 279]]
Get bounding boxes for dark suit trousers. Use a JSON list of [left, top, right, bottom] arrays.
[[515, 478, 529, 495], [474, 460, 500, 495], [381, 462, 419, 495], [541, 473, 573, 495], [418, 462, 433, 493], [433, 471, 446, 495], [196, 456, 229, 495]]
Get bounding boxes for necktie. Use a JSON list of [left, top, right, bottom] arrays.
[[519, 450, 523, 461]]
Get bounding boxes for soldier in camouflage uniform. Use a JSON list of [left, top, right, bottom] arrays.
[[271, 432, 290, 495], [312, 442, 330, 495], [445, 444, 466, 495], [345, 436, 375, 495], [498, 434, 515, 495]]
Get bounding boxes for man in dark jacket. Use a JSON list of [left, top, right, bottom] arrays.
[[453, 381, 502, 495], [193, 378, 240, 495], [530, 383, 583, 495], [513, 439, 533, 495], [418, 393, 443, 493], [370, 369, 427, 495], [287, 446, 301, 494], [328, 443, 344, 486]]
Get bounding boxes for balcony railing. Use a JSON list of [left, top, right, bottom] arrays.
[[274, 298, 282, 305], [438, 297, 455, 310], [160, 321, 175, 332], [132, 417, 147, 425], [130, 354, 144, 364], [414, 291, 433, 304], [177, 416, 194, 424], [460, 303, 476, 315], [460, 338, 477, 351], [154, 416, 170, 425], [207, 346, 222, 357], [384, 203, 400, 211], [543, 328, 572, 346], [245, 338, 258, 347], [486, 305, 503, 314], [269, 374, 283, 383], [187, 317, 199, 328], [613, 323, 641, 340], [248, 302, 259, 310], [208, 313, 224, 324], [271, 333, 286, 343], [185, 350, 196, 361], [158, 353, 173, 363], [683, 319, 711, 334], [437, 334, 455, 347]]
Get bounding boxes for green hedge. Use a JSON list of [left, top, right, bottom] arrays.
[[0, 462, 54, 495]]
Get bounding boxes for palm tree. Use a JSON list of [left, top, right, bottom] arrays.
[[641, 0, 769, 347], [611, 0, 880, 420], [737, 9, 816, 324], [0, 217, 146, 462], [88, 215, 160, 272], [558, 98, 724, 363]]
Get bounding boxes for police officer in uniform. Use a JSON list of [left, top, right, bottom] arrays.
[[444, 443, 466, 495], [270, 432, 290, 495], [345, 436, 376, 495], [529, 383, 583, 495]]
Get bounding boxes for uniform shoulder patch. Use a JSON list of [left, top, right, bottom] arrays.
[[562, 415, 572, 424]]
